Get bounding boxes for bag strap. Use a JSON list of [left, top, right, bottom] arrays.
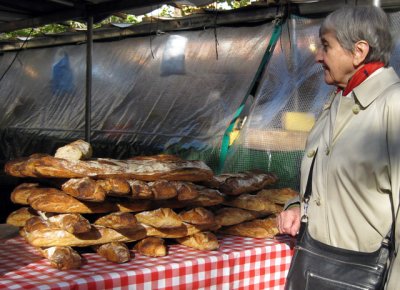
[[301, 149, 317, 222]]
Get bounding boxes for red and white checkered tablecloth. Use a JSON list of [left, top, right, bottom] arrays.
[[0, 235, 294, 290]]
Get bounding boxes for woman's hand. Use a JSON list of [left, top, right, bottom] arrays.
[[277, 206, 301, 236]]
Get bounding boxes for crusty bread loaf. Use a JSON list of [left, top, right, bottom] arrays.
[[135, 208, 182, 228], [54, 139, 92, 161], [217, 170, 278, 195], [214, 207, 261, 226], [173, 181, 199, 201], [10, 183, 40, 205], [61, 177, 106, 202], [134, 237, 167, 257], [141, 223, 190, 238], [28, 189, 117, 213], [24, 216, 54, 233], [6, 207, 38, 227], [179, 207, 215, 225], [220, 217, 279, 238], [47, 213, 91, 234], [38, 246, 82, 270], [128, 180, 153, 199], [222, 194, 281, 214], [115, 199, 154, 213], [22, 224, 147, 247], [256, 188, 299, 205], [4, 154, 214, 182], [94, 212, 138, 230], [148, 180, 178, 200], [97, 178, 131, 196], [186, 186, 225, 207], [93, 242, 131, 263], [176, 231, 219, 251]]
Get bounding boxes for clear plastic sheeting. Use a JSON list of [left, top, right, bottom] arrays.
[[2, 11, 400, 191], [223, 11, 400, 189], [0, 22, 274, 168]]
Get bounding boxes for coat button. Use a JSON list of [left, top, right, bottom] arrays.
[[316, 198, 321, 206], [352, 105, 360, 114], [307, 150, 316, 158]]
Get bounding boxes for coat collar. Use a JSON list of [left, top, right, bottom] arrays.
[[353, 67, 400, 108]]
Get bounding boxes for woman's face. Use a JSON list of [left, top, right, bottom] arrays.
[[315, 31, 357, 88]]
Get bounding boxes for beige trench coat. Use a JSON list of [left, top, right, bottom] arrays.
[[298, 67, 400, 289]]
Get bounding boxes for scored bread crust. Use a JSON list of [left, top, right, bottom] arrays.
[[134, 237, 167, 257], [23, 224, 147, 247], [4, 154, 213, 182], [176, 231, 219, 251], [220, 217, 279, 238]]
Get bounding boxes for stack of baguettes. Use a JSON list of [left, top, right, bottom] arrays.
[[5, 140, 297, 270]]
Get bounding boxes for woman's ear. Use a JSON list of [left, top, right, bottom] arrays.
[[353, 40, 370, 67]]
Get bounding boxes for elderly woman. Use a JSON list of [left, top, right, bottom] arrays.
[[277, 6, 400, 290]]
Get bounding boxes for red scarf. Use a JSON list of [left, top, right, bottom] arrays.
[[342, 62, 385, 96]]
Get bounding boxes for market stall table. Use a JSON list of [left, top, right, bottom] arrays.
[[0, 232, 294, 290]]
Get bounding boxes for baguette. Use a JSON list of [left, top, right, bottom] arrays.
[[54, 139, 92, 161], [22, 224, 147, 247], [97, 178, 131, 196], [38, 246, 82, 270], [176, 231, 219, 251], [128, 180, 153, 199], [61, 177, 106, 202], [173, 181, 199, 201], [135, 208, 182, 229], [94, 212, 138, 230], [256, 188, 299, 205], [179, 207, 215, 225], [47, 213, 92, 234], [186, 186, 225, 207], [6, 207, 38, 227], [214, 207, 261, 226], [222, 194, 281, 214], [218, 171, 278, 195], [10, 183, 40, 205], [93, 242, 131, 263], [4, 154, 214, 182], [133, 237, 167, 257], [220, 217, 279, 238], [28, 189, 117, 213], [148, 180, 177, 200]]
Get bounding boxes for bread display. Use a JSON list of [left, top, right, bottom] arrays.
[[4, 140, 290, 270], [134, 237, 167, 257]]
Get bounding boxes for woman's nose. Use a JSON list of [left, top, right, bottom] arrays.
[[315, 48, 323, 63]]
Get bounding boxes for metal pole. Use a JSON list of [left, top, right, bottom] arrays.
[[85, 16, 93, 143]]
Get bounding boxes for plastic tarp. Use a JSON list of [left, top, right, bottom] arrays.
[[0, 22, 274, 167], [1, 11, 400, 190]]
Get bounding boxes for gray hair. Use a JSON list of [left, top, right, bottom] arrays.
[[320, 6, 393, 65]]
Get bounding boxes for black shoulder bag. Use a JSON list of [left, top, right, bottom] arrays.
[[284, 152, 396, 290]]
